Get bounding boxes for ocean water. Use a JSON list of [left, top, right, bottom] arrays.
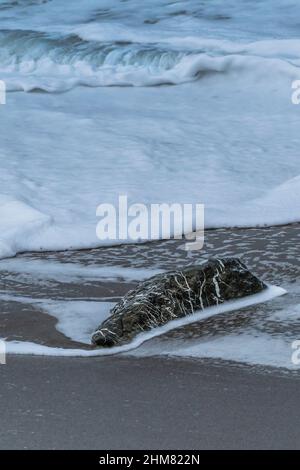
[[0, 0, 300, 257], [0, 224, 299, 369], [0, 1, 300, 369]]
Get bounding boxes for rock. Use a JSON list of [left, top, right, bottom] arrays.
[[91, 258, 266, 347]]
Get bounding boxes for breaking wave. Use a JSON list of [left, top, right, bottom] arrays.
[[0, 28, 299, 91]]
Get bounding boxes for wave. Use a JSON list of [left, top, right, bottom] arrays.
[[0, 29, 299, 91]]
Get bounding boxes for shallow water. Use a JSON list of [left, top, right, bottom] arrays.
[[0, 224, 299, 370]]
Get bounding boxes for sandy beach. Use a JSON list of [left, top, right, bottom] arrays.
[[0, 224, 299, 448], [1, 355, 299, 450], [1, 0, 300, 452]]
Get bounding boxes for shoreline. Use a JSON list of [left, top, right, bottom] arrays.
[[0, 222, 299, 368], [5, 221, 300, 261], [2, 284, 286, 359]]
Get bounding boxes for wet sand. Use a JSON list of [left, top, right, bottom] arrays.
[[0, 355, 300, 450]]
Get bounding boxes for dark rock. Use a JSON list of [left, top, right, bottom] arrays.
[[91, 258, 266, 347]]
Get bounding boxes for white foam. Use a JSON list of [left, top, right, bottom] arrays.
[[269, 303, 300, 322], [42, 300, 114, 344], [143, 334, 297, 370], [0, 293, 114, 343], [2, 285, 286, 358], [1, 72, 300, 259], [0, 2, 300, 257], [0, 258, 163, 282]]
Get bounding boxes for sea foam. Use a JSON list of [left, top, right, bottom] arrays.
[[2, 285, 287, 361], [0, 1, 300, 258]]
